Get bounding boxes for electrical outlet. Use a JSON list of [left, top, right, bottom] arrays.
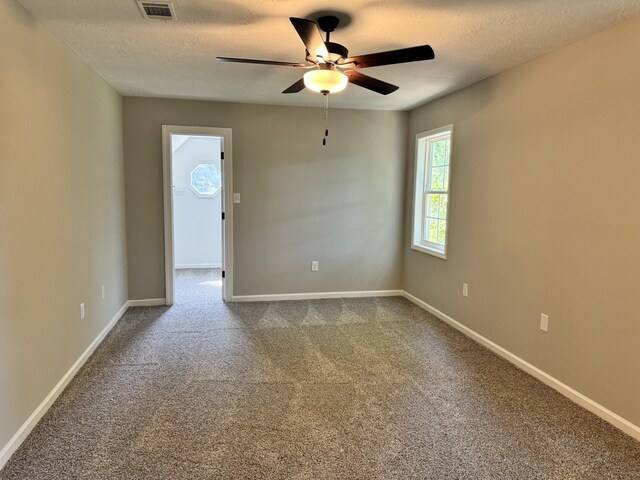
[[80, 303, 85, 320], [311, 260, 319, 272], [462, 283, 469, 297], [101, 285, 105, 300], [540, 313, 549, 332], [233, 193, 241, 203]]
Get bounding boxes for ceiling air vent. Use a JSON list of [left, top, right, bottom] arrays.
[[137, 1, 176, 20]]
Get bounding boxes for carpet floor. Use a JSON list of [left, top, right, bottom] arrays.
[[2, 279, 639, 478], [174, 268, 222, 305]]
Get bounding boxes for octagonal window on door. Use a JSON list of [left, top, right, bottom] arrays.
[[190, 164, 222, 197]]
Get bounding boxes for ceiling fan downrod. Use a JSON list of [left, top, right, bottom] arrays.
[[317, 15, 339, 43]]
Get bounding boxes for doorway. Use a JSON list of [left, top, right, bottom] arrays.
[[162, 126, 233, 304]]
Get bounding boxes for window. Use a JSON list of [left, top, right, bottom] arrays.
[[412, 125, 453, 259], [190, 163, 221, 197]]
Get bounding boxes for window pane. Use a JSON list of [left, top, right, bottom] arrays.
[[190, 164, 222, 197], [432, 139, 448, 166], [430, 166, 445, 191], [427, 194, 440, 218], [438, 194, 448, 218], [427, 219, 439, 243], [437, 220, 447, 245]]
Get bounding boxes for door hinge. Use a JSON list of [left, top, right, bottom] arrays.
[[221, 151, 225, 160], [222, 212, 225, 220], [222, 270, 226, 279]]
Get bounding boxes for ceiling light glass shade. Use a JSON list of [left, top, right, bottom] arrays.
[[303, 69, 348, 93]]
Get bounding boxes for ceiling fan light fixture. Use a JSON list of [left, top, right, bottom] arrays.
[[303, 69, 348, 94]]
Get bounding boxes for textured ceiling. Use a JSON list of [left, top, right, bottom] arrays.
[[16, 0, 640, 110]]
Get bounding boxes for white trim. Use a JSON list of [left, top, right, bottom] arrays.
[[127, 298, 167, 307], [402, 290, 640, 442], [221, 130, 234, 304], [232, 290, 403, 302], [411, 243, 447, 259], [0, 302, 128, 470], [174, 264, 222, 269], [162, 126, 233, 305], [162, 127, 174, 305]]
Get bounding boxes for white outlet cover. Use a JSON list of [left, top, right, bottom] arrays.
[[233, 193, 240, 203], [462, 283, 469, 297]]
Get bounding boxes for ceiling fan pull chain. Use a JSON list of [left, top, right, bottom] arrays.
[[322, 92, 330, 146]]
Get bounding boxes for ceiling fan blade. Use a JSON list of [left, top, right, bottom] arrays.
[[345, 70, 399, 95], [289, 17, 329, 60], [216, 57, 307, 67], [282, 78, 306, 94], [344, 45, 435, 69]]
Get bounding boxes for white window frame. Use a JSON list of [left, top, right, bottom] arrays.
[[411, 124, 454, 259]]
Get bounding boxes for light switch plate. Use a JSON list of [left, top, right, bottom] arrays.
[[540, 314, 549, 332]]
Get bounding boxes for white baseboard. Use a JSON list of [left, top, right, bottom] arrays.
[[175, 264, 221, 269], [127, 298, 166, 307], [0, 302, 129, 470], [402, 290, 640, 442], [232, 290, 403, 302]]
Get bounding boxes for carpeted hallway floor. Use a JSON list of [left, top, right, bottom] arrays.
[[2, 274, 639, 478], [174, 268, 223, 305]]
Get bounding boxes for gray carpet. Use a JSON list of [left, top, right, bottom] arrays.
[[174, 268, 222, 305], [2, 281, 639, 478]]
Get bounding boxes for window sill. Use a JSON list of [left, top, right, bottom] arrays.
[[411, 243, 447, 260]]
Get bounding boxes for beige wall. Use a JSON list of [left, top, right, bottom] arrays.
[[403, 15, 640, 427], [123, 98, 407, 299], [0, 0, 128, 450]]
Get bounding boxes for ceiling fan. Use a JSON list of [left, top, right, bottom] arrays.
[[216, 15, 435, 96]]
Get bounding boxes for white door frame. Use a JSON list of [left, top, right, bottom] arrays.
[[162, 125, 233, 304]]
